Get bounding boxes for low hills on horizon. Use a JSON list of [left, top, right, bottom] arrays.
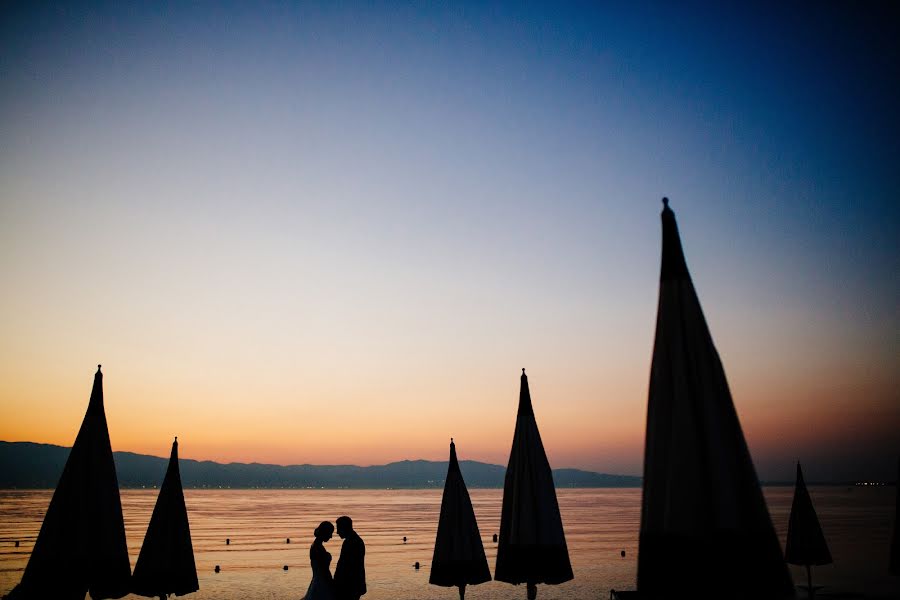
[[0, 441, 641, 489]]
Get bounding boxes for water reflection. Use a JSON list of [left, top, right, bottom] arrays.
[[1, 488, 897, 599]]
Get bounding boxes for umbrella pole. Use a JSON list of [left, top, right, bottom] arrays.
[[527, 582, 537, 599], [806, 564, 813, 600], [459, 583, 466, 599]]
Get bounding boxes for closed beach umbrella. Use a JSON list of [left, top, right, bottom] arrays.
[[637, 199, 793, 598], [132, 437, 199, 598], [890, 458, 899, 576], [430, 438, 491, 599], [785, 462, 831, 598], [8, 365, 132, 600], [495, 369, 573, 599]]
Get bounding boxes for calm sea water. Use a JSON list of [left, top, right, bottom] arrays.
[[1, 487, 897, 599]]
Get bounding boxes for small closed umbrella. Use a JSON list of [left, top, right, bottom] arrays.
[[430, 438, 491, 599], [495, 369, 573, 599], [785, 462, 832, 598], [8, 365, 132, 600], [132, 437, 199, 599], [637, 199, 793, 599]]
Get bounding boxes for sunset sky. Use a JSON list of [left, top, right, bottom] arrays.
[[1, 2, 897, 482]]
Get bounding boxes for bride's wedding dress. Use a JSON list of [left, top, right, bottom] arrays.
[[302, 540, 335, 600]]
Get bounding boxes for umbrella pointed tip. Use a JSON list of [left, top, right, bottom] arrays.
[[522, 367, 526, 374], [662, 196, 669, 207], [97, 364, 102, 372]]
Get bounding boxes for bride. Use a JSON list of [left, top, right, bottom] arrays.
[[302, 521, 336, 600]]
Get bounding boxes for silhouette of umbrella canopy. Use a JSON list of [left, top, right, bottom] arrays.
[[890, 458, 899, 576], [785, 462, 832, 567], [8, 365, 131, 600], [637, 199, 793, 598], [430, 439, 491, 594], [132, 437, 199, 598], [494, 369, 573, 588]]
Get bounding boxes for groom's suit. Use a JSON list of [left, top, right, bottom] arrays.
[[334, 529, 366, 600]]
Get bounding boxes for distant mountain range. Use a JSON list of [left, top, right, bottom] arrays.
[[0, 441, 641, 489]]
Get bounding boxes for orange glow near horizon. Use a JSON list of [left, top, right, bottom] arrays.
[[0, 359, 647, 470], [1, 319, 896, 482]]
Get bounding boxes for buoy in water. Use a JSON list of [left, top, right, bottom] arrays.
[[286, 538, 291, 544], [283, 565, 289, 571], [403, 536, 407, 543], [620, 550, 626, 557], [414, 561, 420, 570], [214, 565, 221, 573], [226, 538, 230, 545]]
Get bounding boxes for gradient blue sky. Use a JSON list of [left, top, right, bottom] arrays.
[[1, 2, 897, 481]]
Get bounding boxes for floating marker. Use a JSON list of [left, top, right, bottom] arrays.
[[214, 565, 221, 573], [403, 536, 407, 543], [286, 538, 291, 544], [226, 538, 230, 545], [283, 565, 289, 571]]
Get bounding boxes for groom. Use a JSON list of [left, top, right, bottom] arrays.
[[334, 515, 366, 600]]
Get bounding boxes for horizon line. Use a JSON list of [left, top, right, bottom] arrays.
[[4, 440, 895, 486], [1, 439, 633, 475]]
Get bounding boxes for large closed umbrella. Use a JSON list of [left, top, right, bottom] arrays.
[[495, 369, 573, 599], [430, 438, 491, 599], [132, 437, 199, 599], [785, 462, 831, 598], [637, 199, 793, 598], [8, 365, 132, 600]]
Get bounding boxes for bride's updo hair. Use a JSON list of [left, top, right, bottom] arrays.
[[314, 521, 334, 539]]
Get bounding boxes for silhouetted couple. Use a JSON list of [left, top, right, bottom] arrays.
[[303, 515, 366, 600]]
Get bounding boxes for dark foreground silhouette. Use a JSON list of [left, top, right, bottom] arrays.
[[786, 462, 832, 599], [334, 516, 366, 600], [301, 517, 366, 600], [7, 366, 131, 600], [4, 367, 200, 600], [303, 521, 335, 600], [495, 369, 573, 599], [430, 439, 491, 599], [614, 199, 794, 600], [131, 438, 199, 599]]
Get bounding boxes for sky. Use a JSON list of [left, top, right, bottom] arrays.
[[1, 2, 897, 482]]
